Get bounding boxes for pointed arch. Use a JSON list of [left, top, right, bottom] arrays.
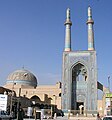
[[70, 61, 88, 110], [71, 60, 89, 76], [71, 61, 88, 82], [30, 95, 41, 103]]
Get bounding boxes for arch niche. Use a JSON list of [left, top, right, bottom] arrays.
[[71, 62, 88, 110], [30, 95, 41, 103]]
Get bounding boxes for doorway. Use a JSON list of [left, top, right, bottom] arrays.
[[76, 102, 84, 114]]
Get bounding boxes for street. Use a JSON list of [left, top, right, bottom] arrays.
[[23, 116, 97, 120]]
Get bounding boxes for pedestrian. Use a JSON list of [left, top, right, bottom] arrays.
[[18, 108, 24, 120], [97, 113, 101, 120], [54, 112, 57, 119]]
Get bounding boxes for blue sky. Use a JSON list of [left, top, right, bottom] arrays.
[[0, 0, 112, 91]]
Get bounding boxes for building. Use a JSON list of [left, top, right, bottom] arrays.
[[3, 68, 61, 112], [1, 6, 110, 117], [62, 7, 97, 114]]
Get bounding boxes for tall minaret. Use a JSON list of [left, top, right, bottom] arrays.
[[64, 8, 72, 51], [86, 6, 94, 51]]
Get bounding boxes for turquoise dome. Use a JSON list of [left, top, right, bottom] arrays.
[[7, 69, 37, 87]]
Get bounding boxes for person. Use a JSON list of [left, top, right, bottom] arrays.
[[18, 107, 24, 120], [97, 113, 101, 120], [54, 112, 57, 119]]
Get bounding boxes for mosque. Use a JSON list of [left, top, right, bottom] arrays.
[[61, 6, 98, 113], [0, 6, 112, 117], [3, 69, 62, 111]]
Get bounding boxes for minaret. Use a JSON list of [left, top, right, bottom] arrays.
[[64, 8, 72, 51], [86, 6, 94, 50]]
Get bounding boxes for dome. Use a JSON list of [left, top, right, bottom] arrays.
[[7, 69, 37, 87]]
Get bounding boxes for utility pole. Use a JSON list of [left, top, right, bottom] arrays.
[[108, 76, 110, 92], [17, 88, 21, 120], [108, 76, 111, 115], [10, 81, 15, 116]]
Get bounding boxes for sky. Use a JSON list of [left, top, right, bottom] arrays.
[[0, 0, 112, 91]]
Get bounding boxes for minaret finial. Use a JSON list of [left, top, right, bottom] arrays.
[[64, 8, 72, 51], [86, 6, 95, 51], [67, 8, 70, 20]]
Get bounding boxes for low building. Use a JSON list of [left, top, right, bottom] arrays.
[[3, 68, 61, 111]]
